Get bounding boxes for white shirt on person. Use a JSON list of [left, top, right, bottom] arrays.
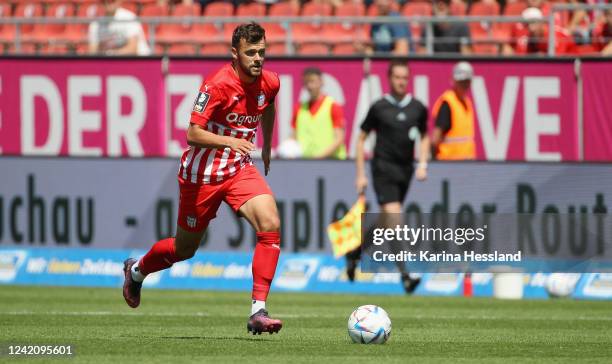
[[88, 8, 151, 56]]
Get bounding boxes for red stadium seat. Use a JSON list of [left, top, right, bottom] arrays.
[[332, 42, 361, 55], [226, 2, 266, 38], [200, 42, 231, 55], [0, 3, 14, 44], [450, 0, 467, 16], [297, 42, 329, 55], [493, 1, 527, 42], [157, 3, 200, 44], [29, 3, 75, 46], [167, 43, 198, 55], [293, 1, 332, 44], [366, 1, 399, 16], [264, 1, 299, 44], [323, 2, 368, 45], [402, 2, 432, 44], [468, 1, 501, 54], [13, 3, 44, 38], [64, 2, 104, 45], [265, 42, 288, 56], [196, 2, 234, 45], [140, 2, 169, 40]]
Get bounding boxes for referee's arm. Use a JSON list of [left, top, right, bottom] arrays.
[[355, 131, 369, 195]]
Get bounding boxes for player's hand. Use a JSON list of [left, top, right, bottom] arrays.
[[415, 165, 427, 181], [356, 175, 368, 195], [262, 147, 271, 175], [227, 138, 255, 155]]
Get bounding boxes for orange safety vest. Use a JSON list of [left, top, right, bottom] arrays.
[[432, 90, 476, 160]]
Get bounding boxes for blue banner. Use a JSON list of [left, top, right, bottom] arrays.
[[1, 248, 609, 300]]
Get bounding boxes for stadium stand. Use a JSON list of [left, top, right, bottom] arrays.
[[0, 0, 610, 56]]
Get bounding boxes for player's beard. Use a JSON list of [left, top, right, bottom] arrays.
[[240, 59, 263, 78]]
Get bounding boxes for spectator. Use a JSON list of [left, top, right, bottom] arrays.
[[290, 67, 347, 159], [502, 7, 574, 55], [593, 9, 612, 55], [367, 0, 413, 55], [430, 0, 471, 54], [431, 61, 476, 160], [89, 0, 151, 55], [567, 0, 591, 44]]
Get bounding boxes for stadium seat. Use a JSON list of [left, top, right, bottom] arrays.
[[140, 2, 170, 40], [62, 2, 103, 49], [493, 1, 528, 42], [264, 1, 299, 45], [200, 42, 231, 55], [332, 42, 361, 55], [468, 1, 501, 54], [297, 42, 329, 55], [157, 3, 200, 44], [196, 2, 234, 45], [293, 1, 333, 44], [0, 3, 14, 45], [402, 2, 432, 48], [366, 1, 399, 16], [226, 2, 266, 38], [450, 0, 467, 16], [29, 3, 75, 46], [12, 3, 44, 39], [168, 43, 198, 55], [323, 2, 368, 47], [265, 42, 288, 56]]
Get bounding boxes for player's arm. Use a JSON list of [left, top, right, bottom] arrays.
[[186, 124, 254, 155], [261, 102, 275, 175], [106, 36, 139, 55], [431, 101, 451, 156], [187, 86, 254, 155]]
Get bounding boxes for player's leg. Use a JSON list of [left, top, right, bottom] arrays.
[[122, 180, 222, 308], [224, 165, 282, 334]]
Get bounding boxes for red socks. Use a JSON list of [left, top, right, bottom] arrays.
[[252, 232, 281, 301], [138, 238, 181, 275]]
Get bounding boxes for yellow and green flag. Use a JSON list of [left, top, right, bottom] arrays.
[[327, 196, 365, 258]]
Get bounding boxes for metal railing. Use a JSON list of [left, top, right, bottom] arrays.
[[1, 3, 610, 56]]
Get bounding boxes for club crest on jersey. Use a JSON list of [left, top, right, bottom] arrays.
[[186, 215, 197, 229], [193, 92, 210, 113], [257, 92, 265, 107]]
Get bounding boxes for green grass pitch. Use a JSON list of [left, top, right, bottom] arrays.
[[1, 285, 611, 363]]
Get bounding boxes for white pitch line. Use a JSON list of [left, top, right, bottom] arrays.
[[2, 311, 612, 321]]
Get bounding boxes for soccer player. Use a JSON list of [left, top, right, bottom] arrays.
[[352, 60, 429, 293], [122, 23, 283, 335]]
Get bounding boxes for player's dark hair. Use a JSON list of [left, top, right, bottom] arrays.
[[302, 67, 322, 78], [232, 22, 266, 49], [387, 60, 409, 78], [433, 0, 451, 5]]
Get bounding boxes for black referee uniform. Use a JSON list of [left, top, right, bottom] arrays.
[[360, 94, 428, 205]]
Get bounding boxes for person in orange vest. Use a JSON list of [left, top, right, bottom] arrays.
[[431, 61, 476, 160]]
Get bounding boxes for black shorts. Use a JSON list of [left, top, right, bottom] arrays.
[[371, 159, 414, 205]]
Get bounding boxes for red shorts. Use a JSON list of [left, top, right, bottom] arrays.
[[177, 165, 273, 232]]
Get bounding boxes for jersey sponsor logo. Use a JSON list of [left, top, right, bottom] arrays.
[[193, 92, 210, 113], [257, 92, 265, 107], [226, 112, 263, 126], [396, 111, 406, 121]]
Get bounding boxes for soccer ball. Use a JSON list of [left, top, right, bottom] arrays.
[[347, 305, 391, 344], [546, 273, 581, 298]]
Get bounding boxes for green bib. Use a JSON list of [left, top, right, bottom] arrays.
[[296, 96, 346, 160]]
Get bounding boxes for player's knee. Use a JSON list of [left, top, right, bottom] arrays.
[[258, 216, 280, 232], [175, 244, 198, 260]]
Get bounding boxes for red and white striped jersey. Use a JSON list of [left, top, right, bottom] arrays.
[[179, 63, 280, 184]]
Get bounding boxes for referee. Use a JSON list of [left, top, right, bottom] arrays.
[[352, 60, 430, 293]]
